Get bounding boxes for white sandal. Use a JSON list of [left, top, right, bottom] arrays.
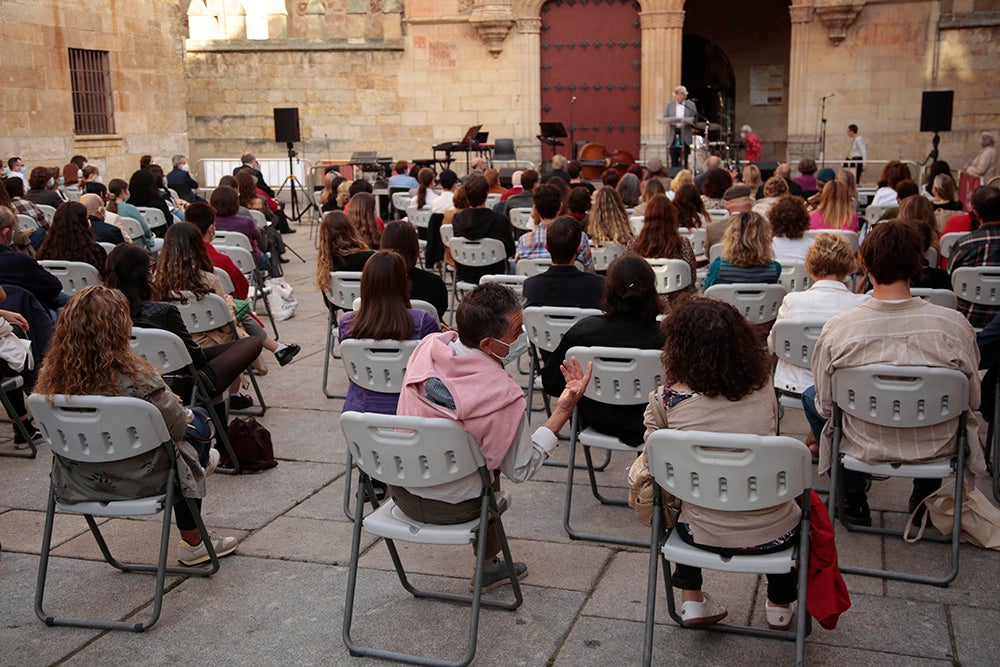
[[766, 601, 795, 630]]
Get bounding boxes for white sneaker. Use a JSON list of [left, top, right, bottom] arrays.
[[679, 593, 728, 627], [766, 600, 795, 630], [205, 448, 220, 476], [178, 533, 239, 566]]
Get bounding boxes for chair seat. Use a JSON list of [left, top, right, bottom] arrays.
[[777, 391, 804, 411], [662, 530, 796, 575], [56, 495, 167, 517], [362, 498, 480, 545], [578, 427, 643, 452], [841, 455, 953, 479]]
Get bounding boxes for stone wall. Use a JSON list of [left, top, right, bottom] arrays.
[[0, 0, 190, 181]]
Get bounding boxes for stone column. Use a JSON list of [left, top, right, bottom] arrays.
[[513, 16, 543, 166], [786, 2, 817, 162], [639, 8, 684, 160]]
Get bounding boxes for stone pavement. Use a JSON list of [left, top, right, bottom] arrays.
[[2, 223, 999, 666]]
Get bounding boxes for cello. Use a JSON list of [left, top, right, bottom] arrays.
[[578, 143, 609, 180], [611, 149, 636, 177]]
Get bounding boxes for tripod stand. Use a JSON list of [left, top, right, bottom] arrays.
[[272, 142, 308, 263]]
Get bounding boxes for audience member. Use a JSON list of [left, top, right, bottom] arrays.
[[870, 160, 912, 207], [694, 156, 722, 191], [700, 168, 733, 210], [411, 167, 438, 210], [752, 176, 789, 219], [809, 181, 860, 231], [0, 206, 62, 310], [601, 168, 620, 189], [949, 186, 1000, 328], [387, 160, 419, 190], [894, 179, 920, 202], [503, 169, 538, 216], [741, 163, 762, 195], [209, 186, 267, 267], [128, 169, 173, 237], [61, 163, 80, 194], [629, 194, 696, 297], [234, 153, 275, 198], [672, 183, 708, 230], [0, 284, 44, 447], [25, 167, 64, 208], [320, 172, 347, 212], [833, 168, 857, 209], [523, 216, 605, 309], [484, 168, 505, 195], [930, 173, 963, 212], [586, 186, 632, 248], [644, 157, 671, 191], [430, 169, 458, 215], [106, 178, 156, 251], [37, 201, 107, 276], [904, 218, 951, 290], [703, 211, 780, 289], [669, 169, 694, 195], [516, 184, 594, 272], [348, 192, 382, 250], [500, 170, 524, 202], [546, 154, 570, 185], [380, 221, 448, 320], [566, 186, 591, 226], [922, 160, 952, 200], [964, 131, 997, 182], [770, 195, 813, 261], [4, 175, 47, 228], [632, 177, 665, 217], [617, 173, 640, 208], [80, 193, 126, 246], [166, 155, 201, 203], [452, 174, 515, 283], [315, 211, 375, 295], [793, 157, 819, 197], [7, 157, 28, 189], [706, 184, 753, 248], [185, 202, 250, 300]]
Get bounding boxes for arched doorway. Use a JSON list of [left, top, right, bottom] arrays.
[[681, 35, 736, 147], [539, 0, 642, 162]]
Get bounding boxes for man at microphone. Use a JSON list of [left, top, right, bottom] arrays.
[[665, 85, 696, 168]]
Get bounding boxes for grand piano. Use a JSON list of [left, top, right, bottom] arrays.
[[432, 125, 493, 171]]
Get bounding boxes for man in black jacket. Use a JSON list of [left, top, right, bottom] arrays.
[[452, 174, 515, 284], [0, 207, 63, 311], [523, 217, 604, 309]]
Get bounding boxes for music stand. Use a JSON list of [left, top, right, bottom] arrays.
[[538, 122, 568, 161]]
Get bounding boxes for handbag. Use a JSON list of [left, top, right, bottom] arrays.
[[221, 417, 279, 472], [904, 482, 1000, 550], [627, 388, 680, 528]]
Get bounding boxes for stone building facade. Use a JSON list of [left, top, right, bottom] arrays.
[[0, 1, 997, 184]]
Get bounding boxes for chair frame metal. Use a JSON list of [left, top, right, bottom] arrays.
[[0, 376, 36, 458], [214, 243, 280, 339], [322, 271, 363, 399]]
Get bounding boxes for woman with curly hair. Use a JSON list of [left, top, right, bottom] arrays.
[[543, 255, 665, 446], [669, 169, 694, 195], [752, 176, 789, 219], [314, 211, 374, 293], [36, 201, 106, 276], [629, 194, 696, 293], [632, 177, 665, 217], [586, 186, 632, 248], [672, 183, 708, 230], [770, 195, 813, 261], [348, 192, 381, 250], [34, 285, 240, 565], [703, 211, 780, 289], [809, 180, 859, 231], [640, 297, 800, 629], [410, 167, 438, 210], [700, 168, 733, 210]]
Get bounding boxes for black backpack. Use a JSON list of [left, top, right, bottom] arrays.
[[222, 417, 278, 472]]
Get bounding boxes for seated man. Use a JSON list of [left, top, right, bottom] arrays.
[[706, 184, 753, 248], [396, 283, 591, 589], [166, 154, 202, 203], [804, 221, 984, 525], [515, 184, 594, 273], [523, 216, 604, 309], [452, 174, 515, 284], [949, 185, 1000, 329], [80, 194, 127, 246]]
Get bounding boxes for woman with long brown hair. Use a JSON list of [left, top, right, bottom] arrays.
[[411, 167, 438, 210], [348, 192, 381, 249], [809, 180, 859, 231], [587, 185, 632, 248], [315, 211, 374, 293], [629, 194, 696, 289], [34, 285, 239, 565], [672, 183, 708, 230], [338, 250, 439, 414], [36, 201, 106, 275]]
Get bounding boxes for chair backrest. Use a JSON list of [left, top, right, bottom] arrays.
[[951, 267, 1000, 306], [479, 274, 527, 293], [410, 299, 440, 321], [485, 193, 502, 210], [493, 138, 516, 161], [173, 291, 235, 334], [769, 317, 827, 371], [406, 207, 432, 229], [129, 327, 194, 375], [328, 271, 363, 311], [340, 339, 419, 395], [28, 394, 172, 464], [523, 306, 603, 353], [99, 241, 117, 254], [590, 242, 624, 272], [645, 429, 812, 512], [939, 232, 970, 260], [39, 260, 101, 296], [509, 207, 534, 232], [864, 204, 891, 225], [565, 346, 663, 406], [136, 206, 169, 231], [708, 243, 723, 263], [925, 246, 939, 268], [213, 267, 236, 295], [704, 283, 787, 324], [168, 188, 181, 201], [340, 412, 486, 488], [646, 258, 692, 294], [16, 214, 39, 231], [119, 216, 146, 243], [515, 258, 551, 276], [678, 227, 707, 256], [63, 188, 81, 202], [247, 209, 267, 229], [831, 364, 969, 428], [707, 208, 730, 221], [37, 204, 56, 223], [804, 229, 859, 253], [777, 261, 814, 293], [629, 215, 644, 236], [448, 237, 506, 269], [440, 224, 455, 246], [392, 192, 412, 212], [909, 287, 958, 310], [216, 244, 256, 277], [214, 231, 253, 253]]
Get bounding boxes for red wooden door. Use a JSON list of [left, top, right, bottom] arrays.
[[540, 0, 642, 160]]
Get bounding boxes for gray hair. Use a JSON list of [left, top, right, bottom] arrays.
[[241, 152, 256, 165], [983, 132, 996, 147], [673, 85, 687, 95], [741, 125, 752, 134], [0, 206, 15, 232], [455, 283, 522, 348], [552, 154, 567, 170], [171, 154, 186, 168]]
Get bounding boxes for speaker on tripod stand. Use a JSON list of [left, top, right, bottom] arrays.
[[273, 107, 316, 225], [920, 91, 953, 165]]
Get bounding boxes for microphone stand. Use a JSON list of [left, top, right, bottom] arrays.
[[819, 94, 831, 167], [570, 96, 577, 160]]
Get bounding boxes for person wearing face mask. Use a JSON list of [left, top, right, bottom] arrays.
[[167, 154, 203, 203], [7, 157, 29, 189], [25, 167, 65, 208], [233, 152, 275, 199], [543, 255, 666, 446], [396, 281, 592, 590]]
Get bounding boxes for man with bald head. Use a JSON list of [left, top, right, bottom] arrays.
[[706, 184, 754, 248], [80, 193, 126, 245]]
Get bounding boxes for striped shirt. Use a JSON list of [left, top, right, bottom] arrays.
[[949, 223, 1000, 328], [811, 297, 985, 475], [702, 258, 781, 289]]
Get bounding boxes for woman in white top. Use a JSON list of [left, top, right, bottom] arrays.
[[869, 160, 912, 207], [769, 195, 813, 262]]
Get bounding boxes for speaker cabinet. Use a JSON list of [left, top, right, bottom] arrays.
[[920, 91, 953, 133], [273, 108, 301, 143], [751, 160, 779, 182]]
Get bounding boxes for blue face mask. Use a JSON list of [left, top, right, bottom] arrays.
[[490, 332, 529, 366], [48, 177, 56, 188]]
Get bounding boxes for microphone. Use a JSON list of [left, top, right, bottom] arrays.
[[571, 96, 577, 103], [823, 92, 836, 99]]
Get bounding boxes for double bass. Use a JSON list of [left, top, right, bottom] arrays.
[[578, 143, 608, 180]]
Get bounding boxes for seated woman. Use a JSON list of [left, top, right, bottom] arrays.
[[209, 186, 268, 271], [741, 163, 762, 197], [751, 176, 789, 220], [235, 171, 286, 259], [34, 285, 239, 565], [587, 185, 632, 248], [699, 168, 732, 211], [315, 211, 375, 298], [409, 168, 438, 211], [930, 173, 963, 212], [902, 218, 952, 290], [127, 169, 173, 237], [104, 244, 263, 409], [348, 192, 382, 249], [320, 171, 347, 213], [703, 211, 781, 289], [0, 284, 42, 446], [339, 250, 439, 414], [672, 183, 708, 230], [543, 256, 665, 446], [629, 194, 696, 299], [632, 177, 665, 217], [107, 178, 157, 251], [36, 201, 107, 276], [770, 195, 813, 262], [380, 221, 448, 320], [155, 223, 299, 375], [643, 297, 801, 629], [617, 173, 641, 208]]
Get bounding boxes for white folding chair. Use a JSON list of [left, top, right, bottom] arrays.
[[447, 237, 507, 325], [406, 207, 433, 230], [679, 227, 707, 256], [392, 192, 412, 215], [643, 429, 812, 667], [340, 412, 523, 667], [646, 258, 692, 294], [705, 283, 787, 325], [439, 224, 455, 281], [16, 213, 40, 232], [247, 209, 267, 229], [338, 339, 420, 520], [99, 241, 116, 253], [213, 230, 253, 253], [213, 267, 236, 295], [39, 260, 101, 296], [952, 267, 1000, 327], [827, 364, 969, 586], [136, 206, 169, 234], [174, 291, 267, 416], [629, 215, 645, 235], [323, 271, 363, 398], [708, 243, 724, 263], [129, 327, 240, 474], [509, 207, 534, 232], [515, 258, 552, 276], [707, 208, 730, 221], [563, 346, 662, 547], [119, 216, 163, 253], [939, 232, 970, 265], [864, 204, 891, 225], [29, 394, 222, 632], [215, 244, 279, 339], [777, 261, 814, 293], [479, 273, 527, 294], [804, 229, 859, 254], [910, 287, 958, 309], [769, 317, 827, 434], [590, 243, 624, 272], [37, 204, 56, 223], [485, 193, 502, 210]]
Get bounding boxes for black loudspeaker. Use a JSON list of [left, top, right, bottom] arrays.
[[498, 167, 517, 189], [273, 108, 301, 143], [920, 91, 953, 133], [752, 160, 779, 182]]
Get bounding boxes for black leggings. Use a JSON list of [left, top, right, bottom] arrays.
[[202, 337, 263, 397]]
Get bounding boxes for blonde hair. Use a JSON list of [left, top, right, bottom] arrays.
[[670, 169, 694, 193], [741, 164, 762, 193], [336, 180, 351, 208], [587, 186, 632, 246], [805, 232, 856, 279], [722, 211, 773, 267], [836, 168, 858, 202], [933, 173, 957, 202], [815, 181, 854, 229]]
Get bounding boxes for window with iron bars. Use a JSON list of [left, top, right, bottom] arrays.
[[68, 48, 115, 135]]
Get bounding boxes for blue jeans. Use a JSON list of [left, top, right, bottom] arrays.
[[801, 385, 826, 441]]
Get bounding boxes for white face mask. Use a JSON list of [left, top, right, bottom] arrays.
[[82, 162, 88, 169], [180, 163, 189, 172], [78, 169, 83, 180], [490, 332, 529, 366], [95, 176, 103, 183]]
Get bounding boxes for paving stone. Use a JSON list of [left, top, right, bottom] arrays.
[[0, 509, 104, 554], [0, 447, 54, 512], [949, 604, 1000, 666], [257, 406, 345, 464], [238, 515, 376, 565]]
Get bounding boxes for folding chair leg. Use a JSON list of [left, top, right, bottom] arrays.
[[993, 374, 1000, 503], [252, 269, 280, 340], [642, 501, 665, 667], [234, 371, 267, 417], [342, 453, 356, 522], [0, 378, 36, 458], [323, 310, 347, 399], [583, 445, 631, 506]]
